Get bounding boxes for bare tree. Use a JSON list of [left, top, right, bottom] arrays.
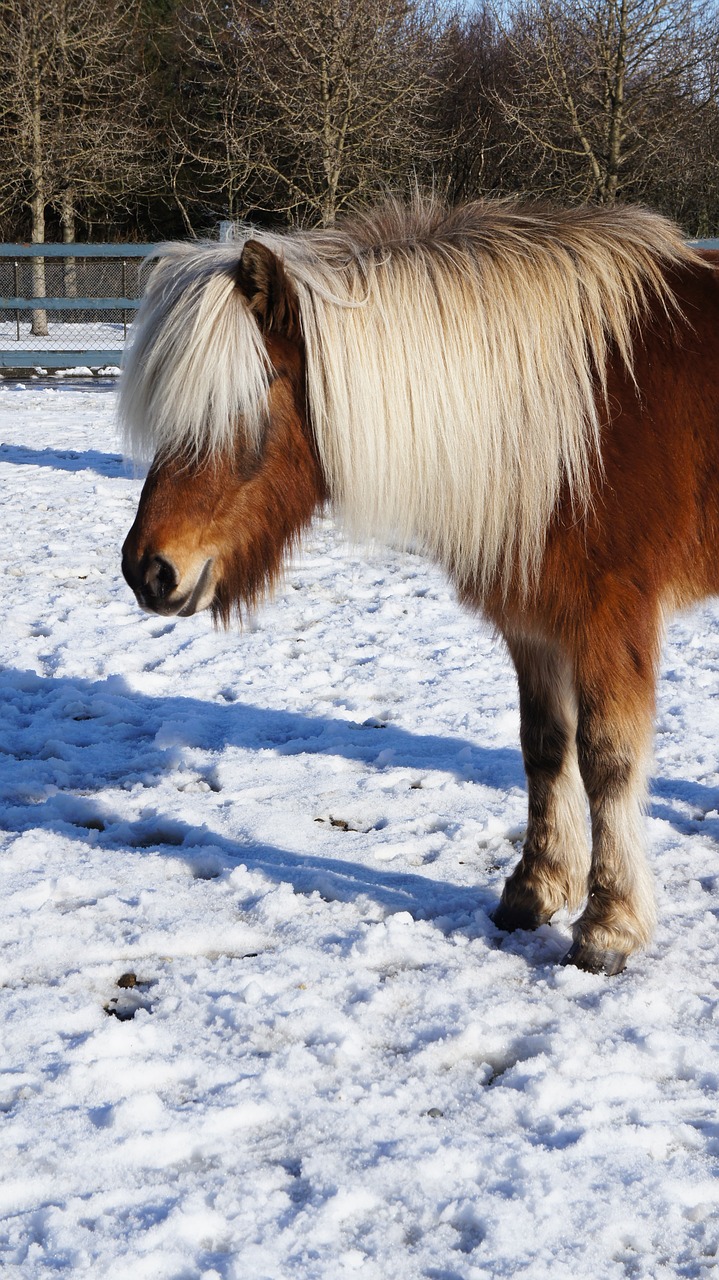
[[173, 0, 445, 227], [640, 19, 719, 233], [162, 0, 261, 228], [434, 6, 523, 203], [0, 0, 152, 329], [499, 0, 714, 205]]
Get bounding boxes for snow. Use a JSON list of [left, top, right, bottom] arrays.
[[2, 384, 719, 1278], [0, 321, 126, 352]]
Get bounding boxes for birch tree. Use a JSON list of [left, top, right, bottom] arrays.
[[0, 0, 151, 329], [500, 0, 713, 204], [174, 0, 444, 227]]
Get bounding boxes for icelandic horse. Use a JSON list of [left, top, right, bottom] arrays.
[[120, 198, 719, 976]]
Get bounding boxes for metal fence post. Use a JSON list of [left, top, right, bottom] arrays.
[[13, 260, 19, 342], [122, 258, 127, 341]]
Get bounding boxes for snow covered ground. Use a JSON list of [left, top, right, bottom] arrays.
[[0, 321, 127, 352], [2, 384, 719, 1279]]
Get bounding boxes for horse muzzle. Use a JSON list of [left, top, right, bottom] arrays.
[[121, 543, 216, 617]]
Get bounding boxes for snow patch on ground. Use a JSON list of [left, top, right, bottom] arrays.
[[2, 386, 719, 1277]]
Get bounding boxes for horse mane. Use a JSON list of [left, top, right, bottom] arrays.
[[120, 196, 697, 591]]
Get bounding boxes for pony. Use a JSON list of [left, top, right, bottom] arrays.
[[119, 197, 719, 976]]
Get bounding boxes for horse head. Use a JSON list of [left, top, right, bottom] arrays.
[[121, 241, 325, 624]]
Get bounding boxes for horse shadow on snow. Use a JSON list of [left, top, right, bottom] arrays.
[[0, 442, 132, 478], [1, 668, 712, 937], [0, 667, 526, 929]]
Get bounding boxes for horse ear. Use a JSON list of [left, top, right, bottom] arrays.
[[237, 241, 301, 342]]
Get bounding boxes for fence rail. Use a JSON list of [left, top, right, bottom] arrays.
[[0, 243, 154, 370], [1, 236, 718, 373], [0, 244, 154, 258], [0, 298, 140, 311]]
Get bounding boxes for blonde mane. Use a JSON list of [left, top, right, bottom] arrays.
[[120, 197, 695, 591]]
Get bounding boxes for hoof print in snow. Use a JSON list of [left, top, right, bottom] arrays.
[[314, 815, 349, 831], [104, 973, 153, 1021], [314, 814, 377, 833], [328, 815, 351, 832], [130, 825, 186, 849]]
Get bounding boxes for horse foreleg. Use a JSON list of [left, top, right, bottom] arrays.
[[494, 635, 590, 932], [567, 644, 658, 975]]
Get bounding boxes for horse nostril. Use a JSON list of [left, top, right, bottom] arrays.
[[142, 554, 179, 601]]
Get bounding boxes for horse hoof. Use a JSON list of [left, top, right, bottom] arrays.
[[492, 901, 547, 933], [561, 940, 628, 976]]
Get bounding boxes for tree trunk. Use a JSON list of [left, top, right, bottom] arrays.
[[30, 194, 49, 339], [601, 0, 627, 203], [30, 49, 48, 338], [61, 187, 77, 298]]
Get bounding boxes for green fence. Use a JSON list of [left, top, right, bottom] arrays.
[[0, 243, 154, 370], [2, 236, 717, 372]]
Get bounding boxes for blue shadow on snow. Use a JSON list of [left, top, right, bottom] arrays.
[[0, 442, 133, 478], [0, 667, 524, 924]]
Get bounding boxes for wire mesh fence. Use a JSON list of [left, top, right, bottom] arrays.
[[3, 235, 716, 372], [0, 245, 153, 369]]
